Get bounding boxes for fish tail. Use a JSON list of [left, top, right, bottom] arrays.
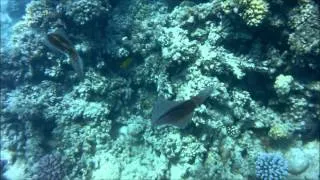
[[70, 53, 84, 79], [192, 86, 213, 105]]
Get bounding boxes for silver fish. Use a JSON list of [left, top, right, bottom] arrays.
[[151, 86, 212, 128]]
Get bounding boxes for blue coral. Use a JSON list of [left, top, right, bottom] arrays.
[[255, 153, 288, 180]]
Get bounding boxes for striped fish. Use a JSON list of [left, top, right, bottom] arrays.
[[44, 30, 84, 79]]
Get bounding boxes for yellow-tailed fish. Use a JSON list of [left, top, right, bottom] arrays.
[[45, 30, 84, 79]]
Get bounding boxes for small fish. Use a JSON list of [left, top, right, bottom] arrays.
[[45, 30, 84, 78], [151, 86, 212, 128], [120, 57, 133, 69]]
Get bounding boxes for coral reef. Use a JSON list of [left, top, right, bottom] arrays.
[[222, 0, 269, 26], [31, 153, 66, 180], [0, 0, 319, 179], [268, 123, 291, 140], [274, 74, 294, 96], [288, 0, 320, 57], [23, 0, 58, 29], [285, 141, 320, 179], [63, 0, 111, 26]]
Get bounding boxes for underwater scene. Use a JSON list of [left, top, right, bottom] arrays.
[[0, 0, 319, 179]]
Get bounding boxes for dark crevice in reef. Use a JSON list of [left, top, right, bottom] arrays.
[[165, 0, 186, 11], [167, 61, 191, 79], [109, 121, 123, 140], [225, 70, 276, 106], [221, 7, 291, 57], [304, 119, 320, 141], [289, 57, 320, 82], [294, 119, 320, 142], [213, 71, 273, 106], [31, 117, 57, 151], [253, 28, 288, 53], [241, 71, 275, 105], [109, 0, 120, 7], [222, 25, 289, 57]]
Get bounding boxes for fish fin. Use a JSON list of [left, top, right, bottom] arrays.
[[192, 86, 213, 105], [151, 98, 182, 123], [169, 112, 193, 129], [70, 53, 84, 79], [52, 29, 73, 45]]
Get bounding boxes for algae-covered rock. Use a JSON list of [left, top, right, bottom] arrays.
[[274, 74, 294, 96], [286, 148, 309, 175]]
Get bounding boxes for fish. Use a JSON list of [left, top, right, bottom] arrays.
[[151, 86, 212, 129], [120, 57, 133, 69], [44, 30, 84, 78]]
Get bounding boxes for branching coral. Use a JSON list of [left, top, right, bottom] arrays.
[[222, 0, 269, 26], [240, 0, 269, 26], [274, 74, 294, 96], [31, 153, 66, 180], [24, 0, 57, 28], [64, 0, 111, 26], [288, 0, 320, 56]]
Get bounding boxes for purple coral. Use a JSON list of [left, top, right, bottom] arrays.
[[255, 153, 288, 180], [32, 153, 66, 180]]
